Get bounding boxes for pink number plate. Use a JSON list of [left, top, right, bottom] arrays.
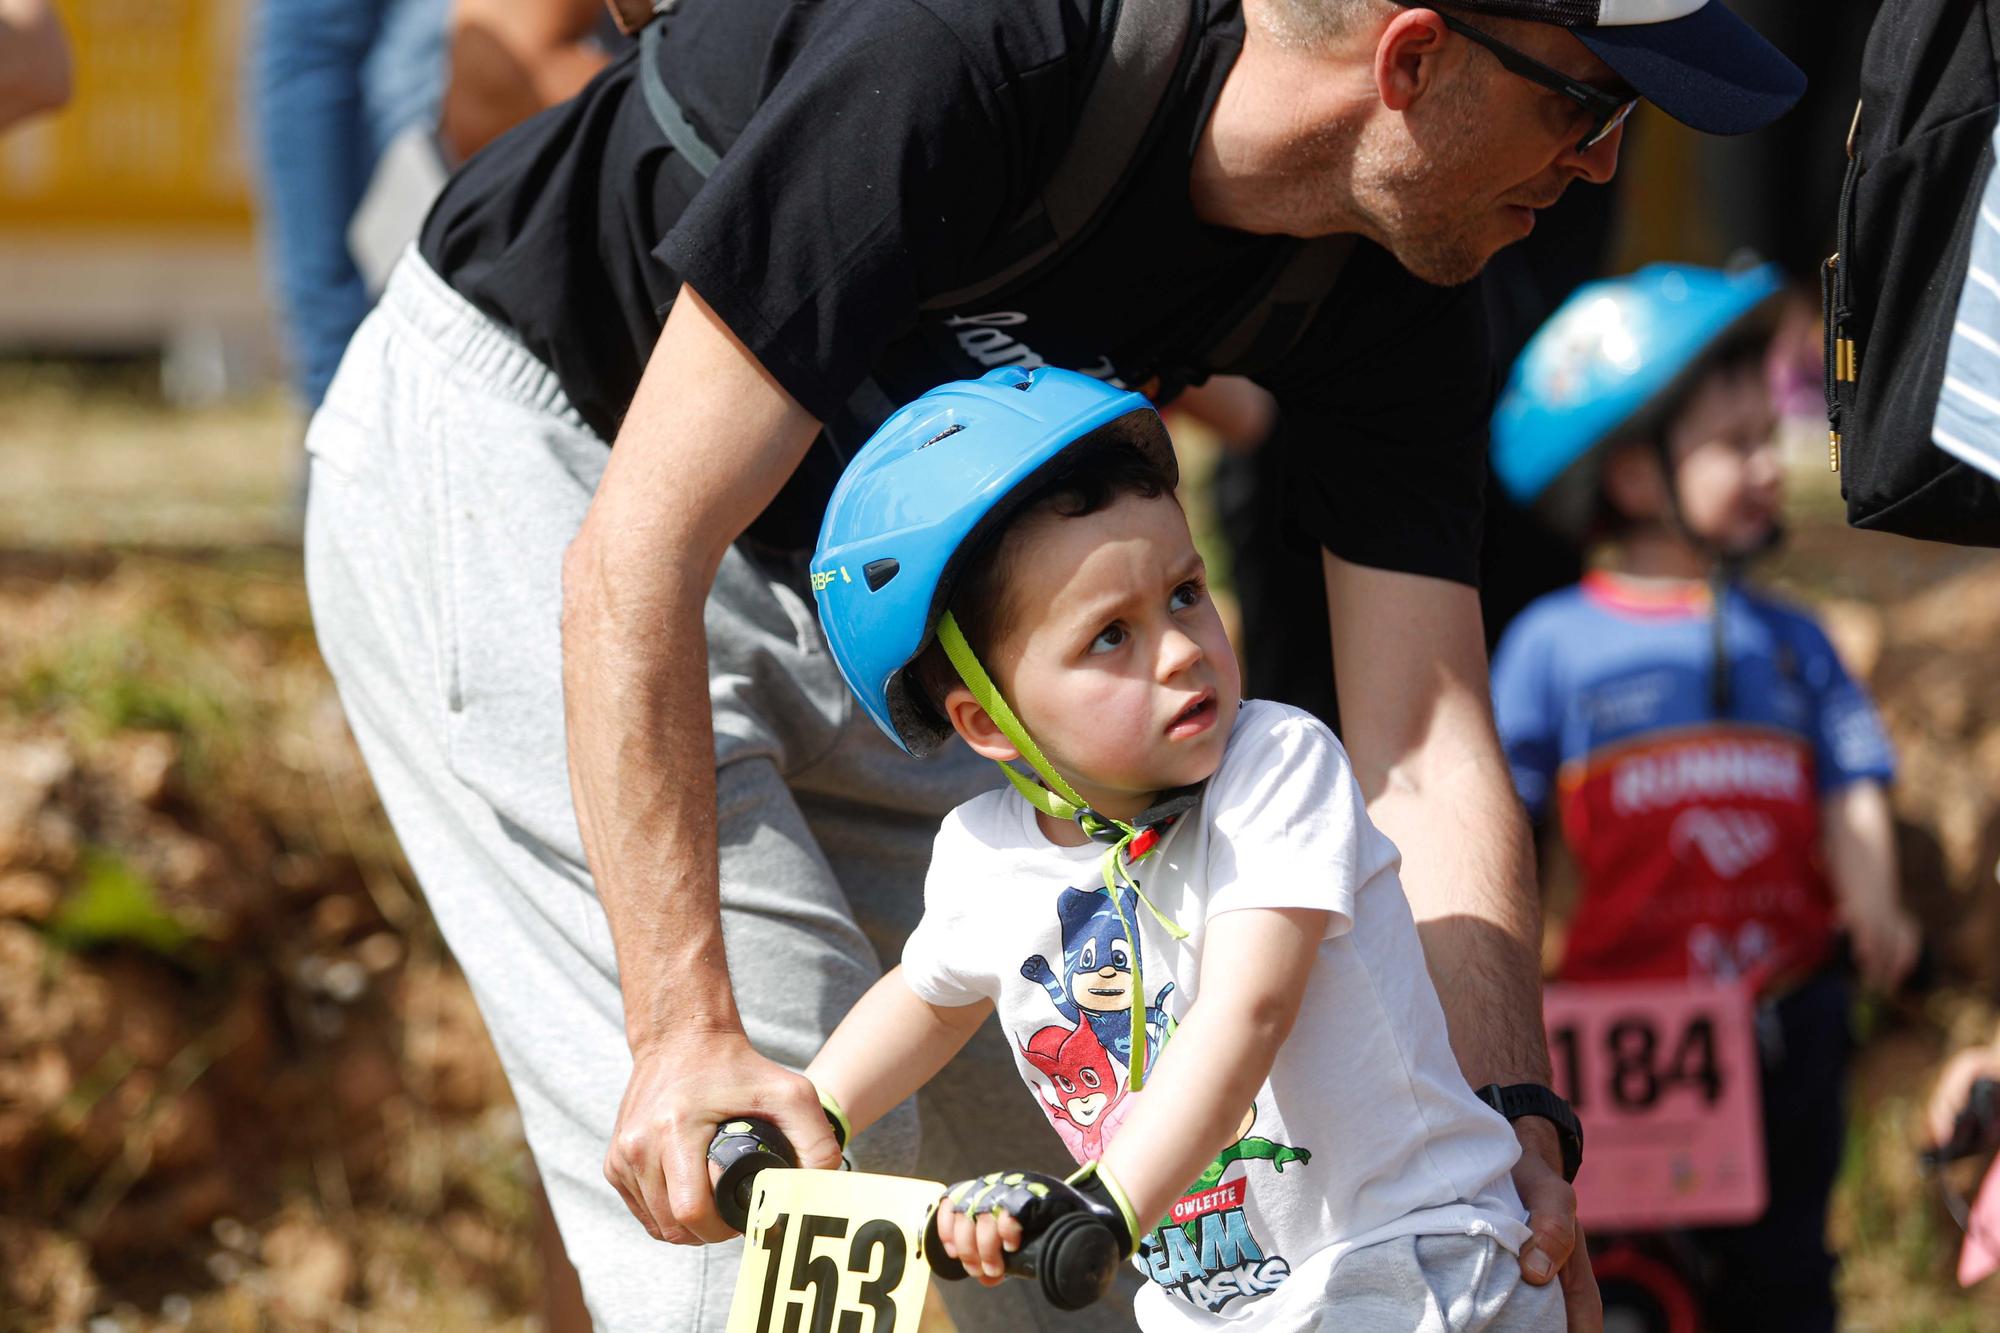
[[1544, 979, 1767, 1229]]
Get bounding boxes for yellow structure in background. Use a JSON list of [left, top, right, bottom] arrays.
[[1, 0, 253, 229], [0, 0, 267, 371]]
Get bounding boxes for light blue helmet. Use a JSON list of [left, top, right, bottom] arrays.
[[812, 366, 1175, 757], [1492, 263, 1785, 539]]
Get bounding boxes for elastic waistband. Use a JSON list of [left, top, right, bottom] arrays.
[[377, 246, 590, 429]]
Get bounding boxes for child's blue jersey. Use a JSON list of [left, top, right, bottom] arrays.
[[1491, 572, 1895, 988]]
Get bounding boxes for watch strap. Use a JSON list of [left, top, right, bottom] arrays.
[[1475, 1082, 1584, 1183]]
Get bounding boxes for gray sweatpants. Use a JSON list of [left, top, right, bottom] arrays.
[[303, 252, 1136, 1332], [1308, 1235, 1564, 1332]]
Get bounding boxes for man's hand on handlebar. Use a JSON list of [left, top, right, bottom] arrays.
[[603, 1031, 840, 1245]]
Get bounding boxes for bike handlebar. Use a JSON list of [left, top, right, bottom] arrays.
[[705, 1119, 1117, 1310], [923, 1192, 1121, 1311], [708, 1116, 799, 1232]]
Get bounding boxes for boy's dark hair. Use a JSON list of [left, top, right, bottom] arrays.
[[907, 435, 1176, 731], [1589, 324, 1772, 538]]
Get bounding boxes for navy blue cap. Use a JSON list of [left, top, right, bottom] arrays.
[[1574, 1, 1806, 135], [1452, 0, 1806, 135]]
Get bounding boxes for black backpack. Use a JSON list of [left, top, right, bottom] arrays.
[[1824, 0, 2000, 545]]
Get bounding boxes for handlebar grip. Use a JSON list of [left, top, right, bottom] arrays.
[[709, 1116, 796, 1232], [1017, 1213, 1123, 1311], [921, 1197, 1121, 1311]]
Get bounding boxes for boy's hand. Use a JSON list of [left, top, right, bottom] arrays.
[[1512, 1118, 1603, 1333], [1844, 902, 1920, 993], [935, 1188, 1028, 1285], [928, 1165, 1135, 1289]]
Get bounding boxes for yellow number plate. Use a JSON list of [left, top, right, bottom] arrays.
[[726, 1169, 945, 1333]]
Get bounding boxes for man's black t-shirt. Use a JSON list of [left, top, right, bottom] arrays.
[[419, 0, 1492, 581]]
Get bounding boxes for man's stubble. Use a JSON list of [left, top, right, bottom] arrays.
[[1346, 69, 1509, 286]]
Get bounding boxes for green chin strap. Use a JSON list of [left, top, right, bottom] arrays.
[[936, 612, 1187, 1090]]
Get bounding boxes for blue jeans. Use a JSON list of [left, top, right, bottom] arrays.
[[248, 0, 447, 408]]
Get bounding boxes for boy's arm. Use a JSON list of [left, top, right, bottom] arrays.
[[1095, 907, 1324, 1229], [807, 966, 993, 1136], [1823, 779, 1918, 992]]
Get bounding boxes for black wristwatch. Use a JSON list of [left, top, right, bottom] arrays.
[[1475, 1083, 1584, 1183]]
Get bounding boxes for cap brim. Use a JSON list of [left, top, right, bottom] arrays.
[[1577, 1, 1805, 136]]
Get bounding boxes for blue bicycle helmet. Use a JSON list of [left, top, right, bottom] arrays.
[[812, 366, 1175, 758], [1492, 263, 1785, 540]]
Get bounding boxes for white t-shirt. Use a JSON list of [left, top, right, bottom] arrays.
[[902, 701, 1532, 1328]]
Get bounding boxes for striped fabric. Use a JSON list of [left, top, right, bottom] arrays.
[[1934, 124, 2000, 482]]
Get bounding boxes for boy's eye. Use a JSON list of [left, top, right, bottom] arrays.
[[1170, 580, 1204, 612], [1081, 1068, 1100, 1089], [1111, 944, 1129, 971], [1079, 942, 1096, 970], [1088, 623, 1127, 655]]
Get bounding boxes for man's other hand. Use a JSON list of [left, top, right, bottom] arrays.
[[1512, 1115, 1602, 1332]]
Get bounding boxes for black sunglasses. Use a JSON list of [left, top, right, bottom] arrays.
[[1425, 9, 1638, 154]]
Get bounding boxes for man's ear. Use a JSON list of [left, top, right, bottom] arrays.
[[1601, 440, 1669, 523], [1374, 6, 1449, 113], [944, 685, 1021, 763]]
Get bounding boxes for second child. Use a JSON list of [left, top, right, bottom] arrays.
[[1488, 264, 1918, 1331]]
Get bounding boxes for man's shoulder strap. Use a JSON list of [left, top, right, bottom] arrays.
[[918, 0, 1195, 312], [633, 0, 1355, 403], [632, 0, 1197, 315]]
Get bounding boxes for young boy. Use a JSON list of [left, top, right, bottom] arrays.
[[1487, 264, 1919, 1330], [802, 366, 1564, 1329]]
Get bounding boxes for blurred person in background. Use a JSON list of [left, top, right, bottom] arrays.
[[0, 0, 71, 133], [249, 0, 615, 413], [438, 0, 612, 163], [247, 0, 450, 414], [1489, 265, 1918, 1331]]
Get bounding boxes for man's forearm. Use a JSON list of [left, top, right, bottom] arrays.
[[1322, 553, 1549, 1089], [559, 283, 821, 1056], [562, 529, 740, 1049]]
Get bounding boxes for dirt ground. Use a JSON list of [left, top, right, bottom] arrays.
[[4, 367, 2000, 1330]]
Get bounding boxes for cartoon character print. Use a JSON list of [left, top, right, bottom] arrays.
[[1021, 886, 1175, 1070], [1021, 1019, 1131, 1160], [1170, 1103, 1310, 1240], [1138, 1103, 1311, 1315]]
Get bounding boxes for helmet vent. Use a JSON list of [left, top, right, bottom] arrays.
[[921, 424, 965, 448], [863, 559, 900, 591]]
